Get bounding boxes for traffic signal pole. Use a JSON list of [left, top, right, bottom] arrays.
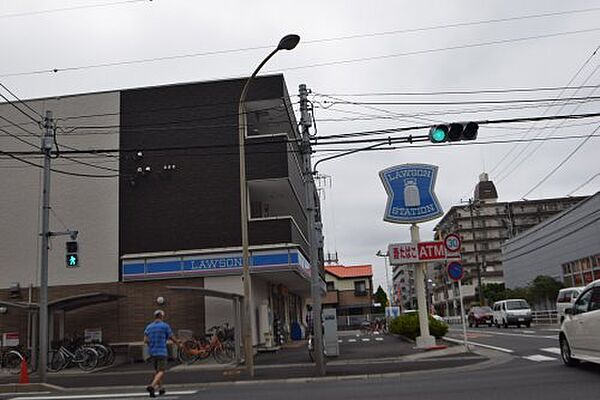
[[39, 111, 53, 383]]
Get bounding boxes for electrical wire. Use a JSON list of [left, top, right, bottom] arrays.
[[2, 22, 600, 78], [312, 84, 600, 97], [521, 124, 600, 199], [566, 172, 600, 195], [275, 27, 600, 73], [0, 0, 151, 19], [0, 82, 43, 119], [490, 44, 600, 179]]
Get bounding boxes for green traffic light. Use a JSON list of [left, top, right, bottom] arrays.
[[431, 128, 445, 142]]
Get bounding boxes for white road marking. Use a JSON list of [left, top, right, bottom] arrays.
[[520, 330, 535, 334], [522, 354, 557, 362], [443, 336, 514, 353], [348, 339, 357, 343], [375, 337, 384, 341], [338, 339, 343, 343], [540, 347, 561, 355], [10, 391, 197, 400], [361, 338, 371, 342], [450, 328, 555, 340]]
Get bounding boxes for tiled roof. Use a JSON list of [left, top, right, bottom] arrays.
[[325, 264, 373, 279]]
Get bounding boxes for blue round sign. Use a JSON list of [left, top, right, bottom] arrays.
[[447, 261, 463, 281]]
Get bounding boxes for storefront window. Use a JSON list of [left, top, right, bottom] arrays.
[[582, 257, 591, 271], [584, 271, 594, 284], [574, 273, 583, 285], [563, 274, 574, 288]]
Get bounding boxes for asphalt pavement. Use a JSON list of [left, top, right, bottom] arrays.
[[3, 324, 599, 400]]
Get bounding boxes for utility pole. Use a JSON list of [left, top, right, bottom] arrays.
[[299, 83, 326, 376], [39, 111, 53, 383], [468, 199, 484, 305]]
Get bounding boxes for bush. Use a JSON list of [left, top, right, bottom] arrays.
[[389, 313, 448, 340]]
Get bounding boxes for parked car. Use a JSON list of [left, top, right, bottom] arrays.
[[492, 299, 532, 328], [556, 286, 584, 323], [468, 306, 493, 327], [559, 279, 600, 367]]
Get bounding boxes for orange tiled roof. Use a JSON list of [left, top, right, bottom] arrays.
[[325, 264, 373, 279]]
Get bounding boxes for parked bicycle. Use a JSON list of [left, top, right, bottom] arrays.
[[0, 346, 27, 375], [177, 324, 235, 365], [48, 339, 99, 372]]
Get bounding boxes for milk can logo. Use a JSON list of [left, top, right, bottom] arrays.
[[379, 164, 443, 224]]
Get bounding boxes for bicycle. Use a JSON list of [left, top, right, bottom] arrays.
[[177, 325, 234, 364], [48, 341, 99, 372], [1, 346, 26, 375]]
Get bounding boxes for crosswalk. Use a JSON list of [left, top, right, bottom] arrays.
[[521, 347, 561, 362], [338, 336, 386, 344]]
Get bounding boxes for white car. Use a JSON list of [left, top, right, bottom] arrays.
[[559, 279, 600, 366], [492, 299, 532, 328], [556, 286, 584, 323]]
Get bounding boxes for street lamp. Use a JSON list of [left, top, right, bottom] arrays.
[[376, 250, 392, 306], [238, 34, 299, 377]]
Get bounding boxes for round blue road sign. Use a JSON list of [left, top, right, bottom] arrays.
[[447, 261, 463, 281]]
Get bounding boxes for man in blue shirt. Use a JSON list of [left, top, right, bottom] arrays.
[[144, 310, 177, 397]]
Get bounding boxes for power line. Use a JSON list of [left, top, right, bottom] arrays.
[[0, 0, 151, 19], [567, 172, 600, 195], [496, 62, 600, 184], [0, 89, 41, 126], [521, 124, 600, 198], [276, 27, 600, 73], [2, 21, 600, 78], [490, 44, 600, 179], [319, 94, 600, 107], [0, 82, 43, 119], [312, 84, 600, 97], [0, 149, 121, 178]]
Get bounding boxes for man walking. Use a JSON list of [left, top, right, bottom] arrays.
[[144, 310, 177, 397]]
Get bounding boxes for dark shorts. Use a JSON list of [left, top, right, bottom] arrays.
[[151, 356, 167, 371]]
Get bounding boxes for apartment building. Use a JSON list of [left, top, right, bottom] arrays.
[[431, 173, 587, 315], [0, 75, 323, 347]]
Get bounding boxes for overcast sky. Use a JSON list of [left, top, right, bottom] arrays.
[[1, 0, 599, 296]]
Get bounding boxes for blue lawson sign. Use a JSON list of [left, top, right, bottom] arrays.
[[379, 164, 443, 224]]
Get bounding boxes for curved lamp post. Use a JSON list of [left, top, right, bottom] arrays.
[[238, 34, 299, 377]]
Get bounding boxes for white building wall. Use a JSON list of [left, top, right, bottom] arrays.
[[203, 274, 270, 346], [0, 92, 120, 289], [503, 193, 600, 289]]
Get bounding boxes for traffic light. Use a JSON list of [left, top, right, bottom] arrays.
[[429, 122, 479, 143], [66, 241, 79, 267]]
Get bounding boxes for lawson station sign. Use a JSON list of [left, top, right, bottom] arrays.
[[379, 164, 443, 224]]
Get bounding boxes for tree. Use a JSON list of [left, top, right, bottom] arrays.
[[528, 275, 563, 309], [374, 285, 388, 313], [482, 283, 507, 304]]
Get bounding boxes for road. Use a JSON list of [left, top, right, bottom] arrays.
[[444, 323, 563, 361], [2, 325, 599, 400]]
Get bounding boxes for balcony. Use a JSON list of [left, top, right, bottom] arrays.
[[249, 217, 309, 257]]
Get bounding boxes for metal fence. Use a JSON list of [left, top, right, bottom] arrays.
[[443, 310, 559, 325], [531, 310, 558, 325]]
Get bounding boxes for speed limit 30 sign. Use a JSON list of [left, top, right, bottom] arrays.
[[444, 233, 461, 253]]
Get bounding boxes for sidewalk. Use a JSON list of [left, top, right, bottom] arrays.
[[0, 333, 489, 392]]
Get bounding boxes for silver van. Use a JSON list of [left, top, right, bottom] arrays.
[[492, 299, 532, 328]]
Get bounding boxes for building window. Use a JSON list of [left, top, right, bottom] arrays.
[[326, 281, 335, 291], [355, 281, 367, 296]]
